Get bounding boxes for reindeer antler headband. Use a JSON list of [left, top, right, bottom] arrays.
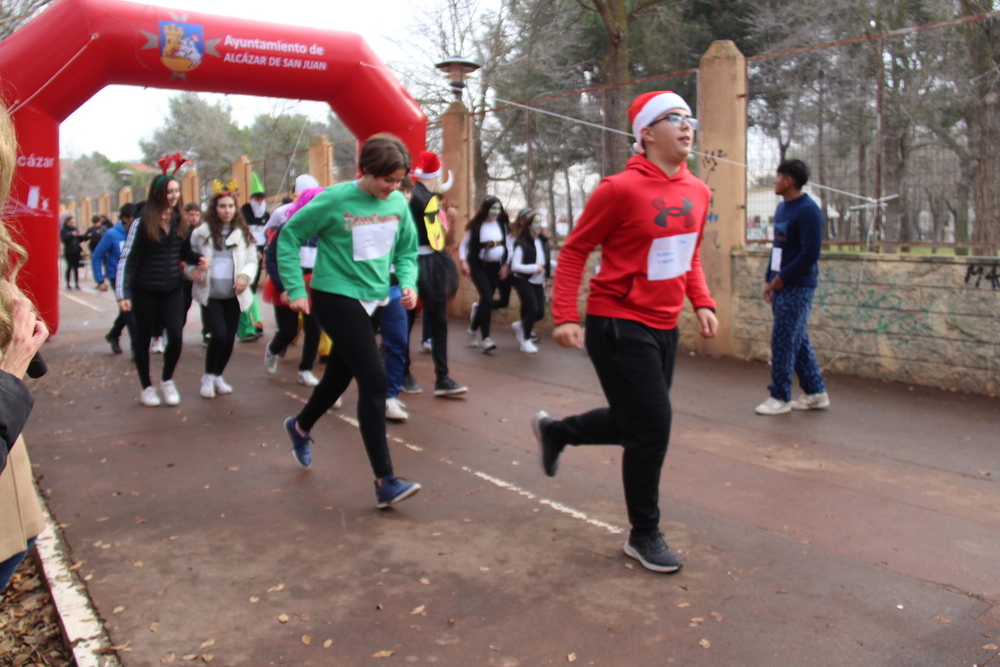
[[154, 152, 193, 187]]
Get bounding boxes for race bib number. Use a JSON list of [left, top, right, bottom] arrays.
[[647, 233, 697, 281], [352, 221, 398, 261], [299, 246, 317, 269], [210, 257, 234, 280]]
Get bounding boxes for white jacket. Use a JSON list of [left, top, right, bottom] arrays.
[[188, 224, 258, 311]]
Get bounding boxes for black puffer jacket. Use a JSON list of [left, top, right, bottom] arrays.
[[115, 215, 202, 299]]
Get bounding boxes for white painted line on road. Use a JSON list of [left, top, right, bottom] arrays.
[[62, 291, 105, 312], [282, 390, 624, 535]]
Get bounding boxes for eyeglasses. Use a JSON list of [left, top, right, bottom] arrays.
[[649, 113, 698, 130]]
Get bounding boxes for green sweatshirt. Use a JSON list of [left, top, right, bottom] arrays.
[[277, 181, 419, 303]]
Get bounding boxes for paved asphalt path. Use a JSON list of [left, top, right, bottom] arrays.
[[21, 287, 1000, 666]]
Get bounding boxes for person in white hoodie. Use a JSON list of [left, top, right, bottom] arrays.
[[188, 184, 259, 398]]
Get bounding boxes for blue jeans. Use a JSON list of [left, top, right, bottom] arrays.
[[381, 285, 409, 399], [0, 536, 37, 592], [768, 285, 825, 402]]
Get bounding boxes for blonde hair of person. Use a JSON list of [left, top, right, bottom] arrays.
[[0, 104, 28, 351]]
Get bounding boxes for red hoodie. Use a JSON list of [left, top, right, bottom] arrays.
[[552, 155, 715, 330]]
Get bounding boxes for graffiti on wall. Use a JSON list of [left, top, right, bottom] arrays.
[[815, 264, 933, 337], [699, 149, 726, 250], [964, 263, 1000, 290]]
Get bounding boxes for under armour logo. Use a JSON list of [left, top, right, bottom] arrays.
[[652, 197, 696, 229]]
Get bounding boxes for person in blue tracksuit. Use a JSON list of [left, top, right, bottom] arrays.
[[92, 203, 137, 355]]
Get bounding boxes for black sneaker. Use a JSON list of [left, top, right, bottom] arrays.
[[433, 377, 468, 397], [401, 373, 422, 394], [105, 333, 122, 355], [624, 532, 683, 573], [532, 411, 562, 477]]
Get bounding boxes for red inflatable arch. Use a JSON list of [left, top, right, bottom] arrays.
[[0, 0, 427, 333]]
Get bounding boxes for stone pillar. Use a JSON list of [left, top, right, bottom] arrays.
[[233, 156, 252, 207], [97, 193, 110, 218], [309, 136, 335, 186], [118, 186, 133, 205], [80, 197, 93, 225], [181, 171, 200, 209], [696, 40, 747, 357], [440, 100, 475, 316]]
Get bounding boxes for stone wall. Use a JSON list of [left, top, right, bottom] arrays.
[[722, 250, 1000, 396]]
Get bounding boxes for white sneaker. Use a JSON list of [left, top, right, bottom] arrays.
[[421, 339, 432, 353], [386, 397, 409, 422], [214, 376, 233, 394], [200, 374, 216, 399], [333, 397, 343, 409], [481, 337, 497, 353], [150, 336, 165, 354], [755, 396, 791, 415], [298, 370, 320, 386], [139, 386, 161, 407], [264, 347, 279, 375], [520, 339, 539, 354], [160, 380, 180, 406], [791, 391, 830, 411], [512, 321, 524, 344], [467, 328, 479, 348]]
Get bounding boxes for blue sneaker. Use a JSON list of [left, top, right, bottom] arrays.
[[284, 417, 312, 468], [375, 475, 421, 509]]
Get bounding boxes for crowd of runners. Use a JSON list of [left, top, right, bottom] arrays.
[[4, 90, 832, 581]]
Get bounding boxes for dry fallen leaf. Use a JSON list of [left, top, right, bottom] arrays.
[[150, 623, 160, 633], [202, 655, 214, 663], [134, 561, 143, 568], [302, 635, 312, 645], [68, 561, 84, 572], [267, 583, 285, 593], [984, 644, 999, 651], [161, 652, 176, 665], [710, 612, 723, 622], [113, 606, 125, 614], [323, 639, 333, 648], [567, 652, 577, 662], [226, 467, 239, 471], [677, 602, 691, 608], [182, 655, 198, 662], [933, 615, 950, 624], [419, 578, 430, 586], [249, 596, 259, 604], [200, 639, 215, 649], [278, 614, 289, 624], [410, 605, 426, 616], [373, 650, 395, 658], [699, 639, 711, 649]]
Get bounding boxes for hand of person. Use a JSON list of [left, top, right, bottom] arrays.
[[0, 291, 49, 378], [279, 291, 290, 306], [696, 308, 718, 338], [400, 287, 417, 310], [535, 264, 545, 275], [98, 281, 108, 292], [499, 264, 511, 280], [197, 256, 210, 269], [762, 283, 772, 303], [119, 299, 131, 312], [289, 297, 310, 314], [553, 323, 584, 349], [771, 275, 784, 291], [461, 260, 471, 280], [234, 275, 249, 294]]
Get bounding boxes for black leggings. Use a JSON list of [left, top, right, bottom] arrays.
[[512, 277, 545, 338], [65, 252, 81, 287], [131, 287, 185, 389], [202, 297, 241, 376], [469, 260, 501, 338], [296, 291, 393, 479], [268, 305, 320, 371]]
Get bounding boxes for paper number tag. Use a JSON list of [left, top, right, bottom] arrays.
[[647, 233, 698, 281]]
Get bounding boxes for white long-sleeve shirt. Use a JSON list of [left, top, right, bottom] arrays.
[[459, 220, 506, 263], [511, 239, 546, 285]]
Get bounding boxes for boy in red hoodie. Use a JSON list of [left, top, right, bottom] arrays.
[[532, 91, 718, 573]]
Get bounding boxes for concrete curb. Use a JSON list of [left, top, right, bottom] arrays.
[[33, 486, 121, 667]]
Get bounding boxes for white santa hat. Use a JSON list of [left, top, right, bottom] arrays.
[[412, 151, 442, 180], [629, 91, 692, 154], [294, 174, 320, 193]]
